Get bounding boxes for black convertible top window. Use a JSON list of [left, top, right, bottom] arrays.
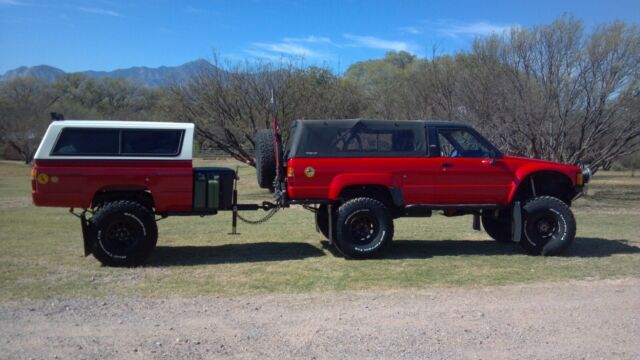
[[287, 119, 426, 158]]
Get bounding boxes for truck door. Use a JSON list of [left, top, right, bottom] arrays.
[[431, 127, 513, 205]]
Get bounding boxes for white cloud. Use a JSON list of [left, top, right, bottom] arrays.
[[343, 34, 416, 53], [79, 7, 122, 17], [243, 49, 284, 61], [252, 42, 318, 57], [437, 20, 514, 38], [283, 35, 332, 44], [399, 26, 421, 35]]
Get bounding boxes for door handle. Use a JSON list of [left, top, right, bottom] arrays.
[[442, 162, 454, 168]]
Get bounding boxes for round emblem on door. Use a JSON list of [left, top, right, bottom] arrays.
[[304, 167, 315, 178]]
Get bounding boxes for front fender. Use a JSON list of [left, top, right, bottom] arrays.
[[507, 164, 577, 203], [328, 173, 400, 200]]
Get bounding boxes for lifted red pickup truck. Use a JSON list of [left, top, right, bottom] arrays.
[[32, 118, 590, 266], [255, 119, 591, 258]]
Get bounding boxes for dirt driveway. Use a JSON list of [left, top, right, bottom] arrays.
[[1, 278, 638, 359]]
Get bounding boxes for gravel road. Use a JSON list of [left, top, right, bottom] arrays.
[[1, 278, 638, 359]]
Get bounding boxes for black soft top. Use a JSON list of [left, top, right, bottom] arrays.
[[286, 119, 471, 158]]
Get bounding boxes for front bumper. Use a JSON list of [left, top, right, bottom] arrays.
[[572, 167, 592, 200]]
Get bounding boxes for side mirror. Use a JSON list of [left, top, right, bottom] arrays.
[[488, 150, 497, 165]]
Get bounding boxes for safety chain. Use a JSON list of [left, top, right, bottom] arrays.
[[236, 207, 280, 225]]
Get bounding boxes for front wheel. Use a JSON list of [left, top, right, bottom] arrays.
[[90, 200, 158, 267], [335, 198, 393, 259], [520, 196, 576, 256]]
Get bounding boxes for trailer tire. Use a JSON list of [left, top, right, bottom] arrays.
[[255, 129, 278, 189], [335, 198, 393, 259], [90, 200, 158, 267], [520, 196, 575, 255]]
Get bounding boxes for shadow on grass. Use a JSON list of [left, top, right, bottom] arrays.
[[320, 237, 639, 259], [387, 237, 640, 259], [147, 242, 325, 266]]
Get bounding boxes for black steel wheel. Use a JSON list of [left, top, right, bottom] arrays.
[[90, 200, 158, 267], [335, 197, 393, 259], [520, 196, 576, 255]]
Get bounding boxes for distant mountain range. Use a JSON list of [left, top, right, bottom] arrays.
[[0, 59, 217, 87]]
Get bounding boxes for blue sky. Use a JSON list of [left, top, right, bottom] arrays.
[[1, 0, 639, 74]]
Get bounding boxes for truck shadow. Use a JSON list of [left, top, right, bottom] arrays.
[[384, 237, 640, 259], [148, 242, 325, 266]]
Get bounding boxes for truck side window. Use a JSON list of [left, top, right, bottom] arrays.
[[122, 130, 183, 155], [52, 129, 119, 155], [437, 128, 491, 158]]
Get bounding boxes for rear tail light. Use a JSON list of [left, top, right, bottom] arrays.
[[31, 167, 37, 179], [287, 166, 294, 178], [576, 173, 584, 186]]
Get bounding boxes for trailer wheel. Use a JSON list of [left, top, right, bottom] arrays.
[[520, 196, 576, 255], [255, 129, 279, 189], [481, 210, 512, 243], [90, 200, 158, 267], [335, 198, 393, 259]]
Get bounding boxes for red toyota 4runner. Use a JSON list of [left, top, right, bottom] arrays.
[[255, 119, 591, 259]]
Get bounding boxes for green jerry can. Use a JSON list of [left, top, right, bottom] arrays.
[[207, 176, 220, 209], [193, 172, 207, 209]]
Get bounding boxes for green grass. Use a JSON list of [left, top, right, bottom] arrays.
[[0, 160, 639, 300]]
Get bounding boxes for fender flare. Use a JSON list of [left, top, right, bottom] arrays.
[[507, 166, 575, 204], [328, 173, 402, 205]]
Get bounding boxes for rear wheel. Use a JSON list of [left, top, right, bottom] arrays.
[[520, 196, 575, 255], [335, 198, 393, 259], [481, 210, 512, 243], [254, 129, 278, 189], [90, 200, 158, 267]]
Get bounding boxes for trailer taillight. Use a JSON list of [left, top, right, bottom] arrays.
[[287, 166, 294, 178]]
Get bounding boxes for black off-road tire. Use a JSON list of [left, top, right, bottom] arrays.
[[255, 129, 277, 189], [481, 210, 512, 243], [520, 196, 576, 256], [335, 198, 394, 259], [90, 200, 158, 267]]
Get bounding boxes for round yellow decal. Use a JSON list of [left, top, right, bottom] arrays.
[[304, 167, 315, 178], [37, 173, 49, 185]]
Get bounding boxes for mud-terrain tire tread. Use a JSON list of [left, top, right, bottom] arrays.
[[519, 196, 576, 256], [335, 197, 394, 259], [90, 200, 158, 267], [255, 129, 277, 189]]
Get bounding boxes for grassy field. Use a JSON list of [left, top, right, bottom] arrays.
[[0, 159, 639, 300]]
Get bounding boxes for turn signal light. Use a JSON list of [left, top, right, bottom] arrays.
[[287, 166, 295, 178], [576, 173, 584, 186]]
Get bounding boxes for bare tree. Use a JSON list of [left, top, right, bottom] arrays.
[[457, 17, 640, 171], [0, 78, 59, 163]]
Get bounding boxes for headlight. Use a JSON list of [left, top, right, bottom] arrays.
[[581, 167, 592, 184]]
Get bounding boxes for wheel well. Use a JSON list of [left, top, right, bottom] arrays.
[[338, 185, 394, 208], [514, 171, 573, 204], [92, 190, 154, 210]]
